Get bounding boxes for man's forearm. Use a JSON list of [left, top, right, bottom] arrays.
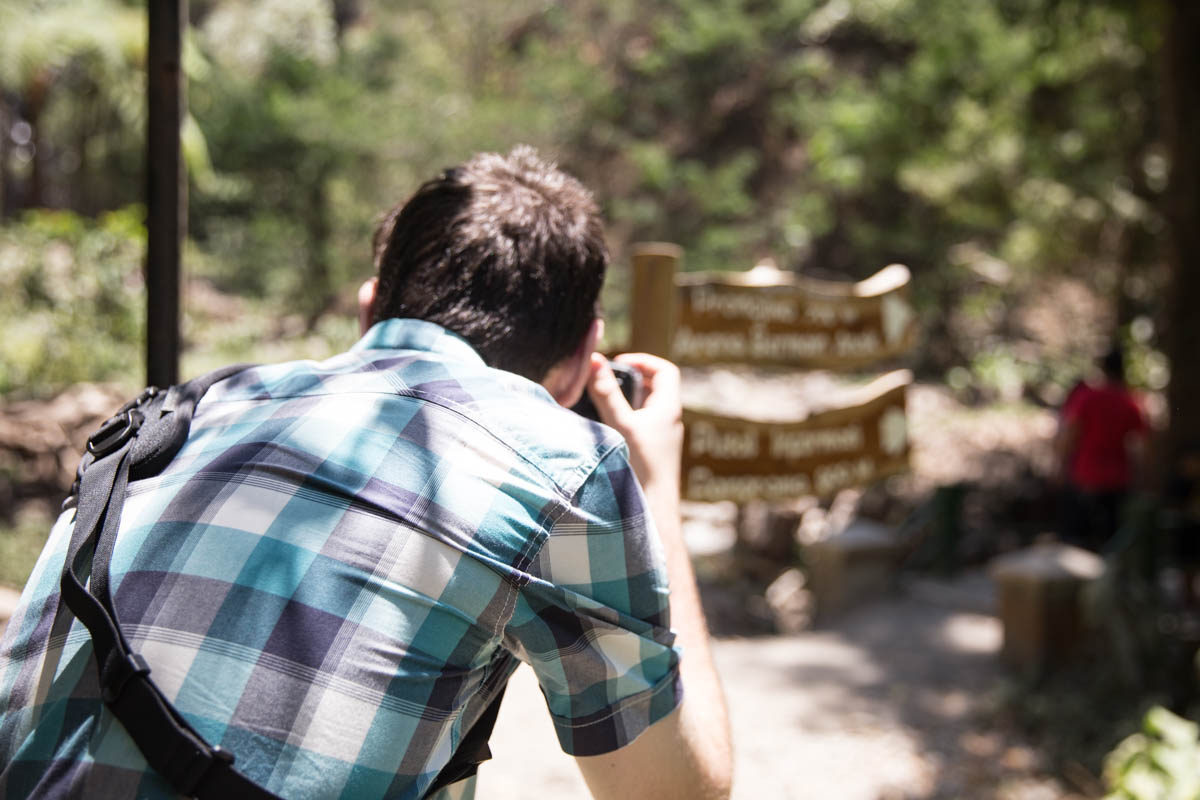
[[640, 475, 733, 789], [581, 353, 733, 799]]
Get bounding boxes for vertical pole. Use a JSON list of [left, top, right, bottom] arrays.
[[145, 0, 186, 387], [629, 242, 681, 358], [1163, 0, 1200, 479]]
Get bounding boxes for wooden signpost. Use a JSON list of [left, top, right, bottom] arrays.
[[673, 263, 917, 370], [682, 371, 910, 502], [629, 244, 916, 503]]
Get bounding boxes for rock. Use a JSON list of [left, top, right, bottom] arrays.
[[765, 567, 814, 632]]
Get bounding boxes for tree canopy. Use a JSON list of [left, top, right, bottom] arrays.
[[0, 0, 1176, 407]]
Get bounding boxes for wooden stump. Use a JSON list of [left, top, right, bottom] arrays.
[[807, 518, 903, 619], [989, 542, 1105, 674], [736, 499, 813, 564]]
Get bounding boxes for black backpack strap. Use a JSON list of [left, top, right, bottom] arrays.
[[60, 362, 508, 799], [424, 683, 507, 797], [59, 364, 279, 800]]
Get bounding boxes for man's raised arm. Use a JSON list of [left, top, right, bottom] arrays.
[[578, 353, 733, 800]]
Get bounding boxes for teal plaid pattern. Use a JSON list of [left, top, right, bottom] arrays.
[[0, 319, 681, 800]]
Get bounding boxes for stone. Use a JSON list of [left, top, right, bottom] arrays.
[[765, 567, 814, 633]]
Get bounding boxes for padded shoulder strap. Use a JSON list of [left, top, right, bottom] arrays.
[[60, 363, 279, 800], [129, 363, 254, 479]]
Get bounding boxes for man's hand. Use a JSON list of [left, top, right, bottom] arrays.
[[580, 353, 733, 800], [586, 353, 683, 491]]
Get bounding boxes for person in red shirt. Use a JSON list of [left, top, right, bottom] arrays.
[[1057, 346, 1148, 550]]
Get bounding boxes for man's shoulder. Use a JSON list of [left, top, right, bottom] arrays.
[[407, 356, 630, 495], [202, 345, 629, 500]]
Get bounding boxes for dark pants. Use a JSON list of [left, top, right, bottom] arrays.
[[1060, 486, 1125, 552]]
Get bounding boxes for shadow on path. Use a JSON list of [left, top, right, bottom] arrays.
[[489, 571, 1084, 799], [714, 572, 1082, 799]]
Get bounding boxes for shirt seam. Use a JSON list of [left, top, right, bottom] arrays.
[[202, 384, 620, 506]]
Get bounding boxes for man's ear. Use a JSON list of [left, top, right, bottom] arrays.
[[543, 318, 604, 406], [358, 277, 378, 336]]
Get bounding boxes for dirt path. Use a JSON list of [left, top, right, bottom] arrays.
[[487, 572, 1077, 800], [0, 568, 1081, 797]]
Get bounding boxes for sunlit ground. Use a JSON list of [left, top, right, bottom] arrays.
[[489, 573, 1073, 800]]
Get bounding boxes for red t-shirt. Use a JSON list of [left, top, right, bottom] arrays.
[[1064, 382, 1147, 490]]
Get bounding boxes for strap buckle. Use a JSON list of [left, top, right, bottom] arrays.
[[86, 386, 159, 459], [87, 409, 145, 458]]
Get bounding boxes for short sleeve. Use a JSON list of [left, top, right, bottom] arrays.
[[502, 444, 683, 757]]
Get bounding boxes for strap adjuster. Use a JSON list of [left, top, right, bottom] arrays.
[[100, 651, 151, 704], [87, 409, 144, 458]]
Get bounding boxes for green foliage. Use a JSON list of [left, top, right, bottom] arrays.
[[0, 506, 55, 589], [0, 208, 145, 396], [0, 0, 147, 212], [1104, 706, 1200, 800], [0, 0, 1174, 396]]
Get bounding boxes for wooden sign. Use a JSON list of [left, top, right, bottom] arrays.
[[681, 371, 910, 502], [672, 264, 917, 369]]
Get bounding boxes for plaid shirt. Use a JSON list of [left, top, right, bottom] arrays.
[[0, 319, 682, 799]]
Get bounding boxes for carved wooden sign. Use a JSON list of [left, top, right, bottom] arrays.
[[672, 264, 917, 369], [681, 371, 911, 503]]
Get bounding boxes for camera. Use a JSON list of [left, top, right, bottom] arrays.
[[571, 360, 644, 422]]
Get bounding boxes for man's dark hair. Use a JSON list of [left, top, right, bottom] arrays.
[[370, 146, 607, 381], [1101, 345, 1125, 382]]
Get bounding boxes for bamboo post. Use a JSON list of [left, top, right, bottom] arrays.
[[145, 0, 186, 387], [629, 242, 680, 358]]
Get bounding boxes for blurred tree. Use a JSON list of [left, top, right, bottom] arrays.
[[0, 207, 145, 395], [0, 0, 1179, 412], [0, 0, 145, 213]]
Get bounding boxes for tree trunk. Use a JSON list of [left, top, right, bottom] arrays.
[[0, 96, 8, 219], [1162, 0, 1200, 474], [303, 172, 334, 329], [24, 71, 51, 209]]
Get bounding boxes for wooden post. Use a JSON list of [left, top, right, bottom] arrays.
[[145, 0, 186, 387], [629, 243, 680, 357]]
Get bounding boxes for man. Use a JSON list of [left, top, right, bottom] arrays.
[[1057, 346, 1148, 551], [0, 148, 732, 799]]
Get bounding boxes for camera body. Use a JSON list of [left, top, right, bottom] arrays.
[[570, 361, 643, 422]]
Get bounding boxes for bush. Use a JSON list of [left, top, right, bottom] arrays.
[[1104, 706, 1200, 800], [0, 207, 145, 397]]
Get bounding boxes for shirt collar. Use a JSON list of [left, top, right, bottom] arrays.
[[351, 318, 486, 366]]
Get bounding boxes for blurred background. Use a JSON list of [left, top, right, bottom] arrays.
[[1, 1, 1198, 797]]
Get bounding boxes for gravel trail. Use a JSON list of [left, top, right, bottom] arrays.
[[486, 573, 1076, 800]]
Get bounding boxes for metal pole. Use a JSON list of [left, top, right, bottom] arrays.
[[145, 0, 185, 387]]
